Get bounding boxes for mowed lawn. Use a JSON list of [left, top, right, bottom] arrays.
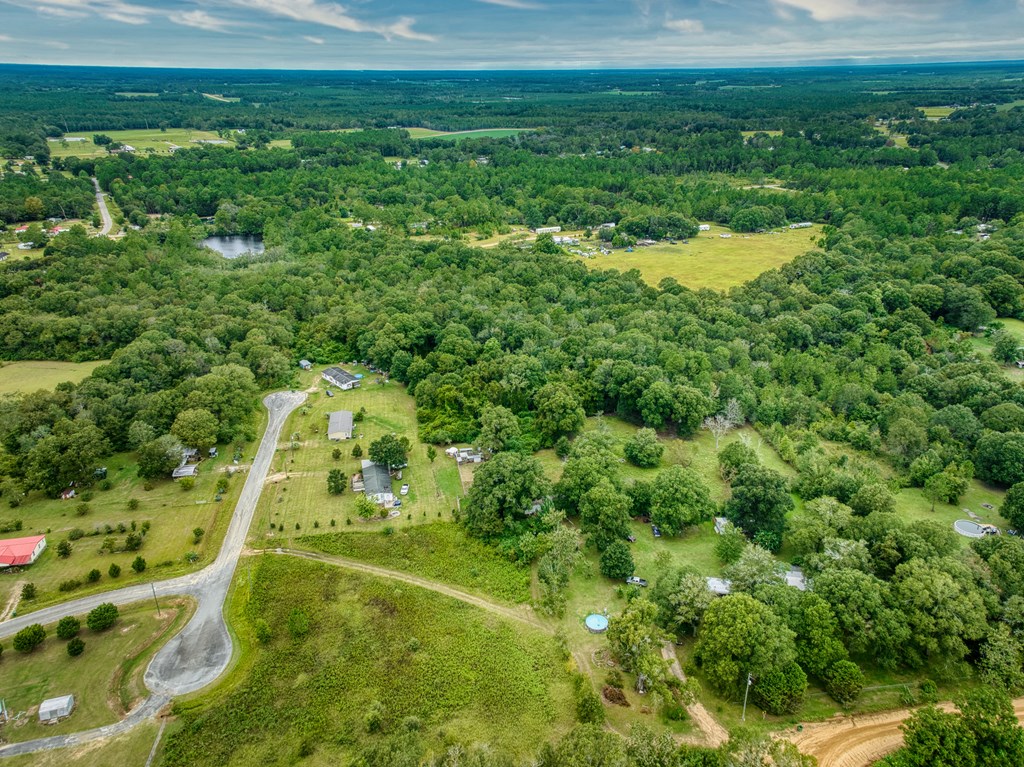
[[0, 600, 190, 743], [918, 106, 956, 120], [579, 222, 823, 290], [2, 721, 162, 767], [969, 318, 1024, 381], [48, 128, 234, 158], [250, 366, 462, 542], [0, 360, 108, 395]]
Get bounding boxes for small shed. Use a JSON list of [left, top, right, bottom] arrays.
[[172, 464, 198, 479], [299, 359, 313, 370], [39, 694, 74, 722]]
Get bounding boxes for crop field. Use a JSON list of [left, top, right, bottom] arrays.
[[405, 127, 533, 140], [299, 523, 533, 603], [48, 128, 233, 158], [579, 223, 823, 290], [250, 366, 462, 541], [0, 360, 108, 395], [160, 556, 574, 766], [2, 410, 265, 612], [0, 599, 190, 744]]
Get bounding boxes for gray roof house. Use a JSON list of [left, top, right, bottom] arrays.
[[322, 366, 360, 390], [327, 410, 354, 441], [360, 460, 395, 507]]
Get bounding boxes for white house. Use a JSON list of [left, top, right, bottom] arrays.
[[789, 222, 813, 229], [39, 695, 74, 722], [322, 367, 361, 390], [327, 410, 354, 441], [534, 226, 562, 234], [698, 224, 711, 231]]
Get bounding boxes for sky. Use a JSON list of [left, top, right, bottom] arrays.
[[1, 0, 1023, 70]]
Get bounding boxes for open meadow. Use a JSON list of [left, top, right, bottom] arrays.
[[48, 129, 233, 158], [405, 127, 533, 140], [578, 223, 823, 290], [0, 360, 108, 396], [0, 599, 191, 744]]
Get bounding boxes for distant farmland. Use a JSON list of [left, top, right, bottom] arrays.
[[406, 127, 534, 141]]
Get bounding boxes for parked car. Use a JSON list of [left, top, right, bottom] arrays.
[[651, 525, 662, 538], [626, 535, 636, 543], [393, 499, 402, 508], [400, 483, 410, 495], [626, 576, 648, 587]]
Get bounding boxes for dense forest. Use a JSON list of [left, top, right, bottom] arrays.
[[3, 63, 1024, 766]]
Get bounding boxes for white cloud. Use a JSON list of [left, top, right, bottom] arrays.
[[228, 0, 436, 41], [772, 0, 940, 22], [44, 40, 71, 49], [169, 10, 234, 33], [664, 18, 704, 33], [303, 35, 325, 44], [476, 0, 544, 9], [19, 0, 151, 25]]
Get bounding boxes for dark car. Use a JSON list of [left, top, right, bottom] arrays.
[[652, 525, 662, 538]]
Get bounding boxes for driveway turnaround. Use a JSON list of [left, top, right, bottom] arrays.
[[0, 390, 306, 757]]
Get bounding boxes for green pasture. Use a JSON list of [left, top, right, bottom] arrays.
[[249, 366, 462, 541], [919, 106, 955, 120], [49, 128, 233, 158], [0, 360, 108, 395], [201, 93, 241, 103], [968, 318, 1024, 381], [578, 223, 823, 291], [159, 556, 575, 766], [406, 127, 532, 140], [0, 600, 190, 744]]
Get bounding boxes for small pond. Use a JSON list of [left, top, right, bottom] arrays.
[[200, 235, 265, 259]]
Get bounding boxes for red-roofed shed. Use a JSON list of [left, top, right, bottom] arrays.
[[0, 535, 47, 567]]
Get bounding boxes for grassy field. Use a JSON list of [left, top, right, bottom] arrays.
[[249, 366, 462, 542], [201, 93, 241, 103], [115, 92, 159, 98], [406, 127, 533, 140], [2, 720, 163, 767], [997, 99, 1024, 112], [49, 128, 233, 158], [918, 106, 955, 120], [741, 130, 783, 137], [3, 408, 266, 613], [577, 222, 823, 290], [0, 360, 108, 395], [0, 600, 190, 743], [159, 555, 574, 766]]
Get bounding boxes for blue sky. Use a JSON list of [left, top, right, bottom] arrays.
[[0, 1, 1022, 69]]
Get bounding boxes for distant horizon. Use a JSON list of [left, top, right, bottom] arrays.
[[1, 0, 1022, 71]]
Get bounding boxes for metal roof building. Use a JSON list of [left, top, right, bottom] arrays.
[[39, 694, 74, 722], [327, 410, 354, 440], [0, 535, 47, 567]]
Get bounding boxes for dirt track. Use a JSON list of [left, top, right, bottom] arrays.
[[661, 642, 729, 747], [785, 696, 1024, 767]]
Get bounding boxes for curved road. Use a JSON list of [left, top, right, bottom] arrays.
[[91, 177, 113, 236], [0, 390, 306, 758]]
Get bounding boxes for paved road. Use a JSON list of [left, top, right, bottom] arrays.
[[92, 177, 113, 236], [0, 390, 305, 757]]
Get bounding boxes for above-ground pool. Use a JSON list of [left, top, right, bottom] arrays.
[[585, 614, 609, 633], [954, 519, 999, 538]]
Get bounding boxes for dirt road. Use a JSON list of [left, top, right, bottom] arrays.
[[661, 642, 729, 748], [92, 177, 113, 236], [785, 696, 1024, 767]]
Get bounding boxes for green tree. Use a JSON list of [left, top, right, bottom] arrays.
[[978, 624, 1024, 694], [724, 464, 793, 550], [534, 383, 585, 443], [352, 443, 363, 458], [715, 523, 748, 564], [694, 593, 796, 698], [67, 637, 85, 657], [355, 494, 379, 520], [56, 616, 80, 640], [752, 661, 807, 715], [651, 567, 714, 638], [327, 468, 346, 495], [464, 452, 549, 538], [825, 660, 865, 706], [599, 540, 635, 580], [426, 445, 436, 463], [171, 408, 219, 451], [1000, 482, 1024, 530], [607, 597, 661, 673], [136, 434, 184, 480], [368, 434, 408, 469], [25, 419, 110, 496], [649, 465, 714, 535], [849, 482, 896, 516], [718, 440, 759, 482], [992, 331, 1022, 364], [477, 405, 521, 453], [623, 428, 663, 468], [132, 555, 147, 573], [87, 602, 119, 631], [57, 539, 72, 558], [579, 479, 631, 550], [20, 582, 36, 600], [12, 623, 45, 653], [108, 563, 121, 578], [976, 431, 1024, 486], [722, 544, 784, 593], [574, 678, 605, 725]]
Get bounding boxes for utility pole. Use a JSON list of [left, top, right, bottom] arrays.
[[151, 583, 161, 617], [741, 673, 753, 721]]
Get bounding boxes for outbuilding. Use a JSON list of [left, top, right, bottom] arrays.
[[38, 694, 74, 722], [299, 359, 313, 371], [172, 464, 198, 479], [0, 534, 47, 568], [327, 410, 354, 441]]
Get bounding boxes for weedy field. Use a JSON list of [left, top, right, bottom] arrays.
[[48, 128, 233, 158], [0, 360, 108, 396], [160, 556, 575, 766]]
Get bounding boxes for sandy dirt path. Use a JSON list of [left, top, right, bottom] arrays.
[[661, 642, 729, 747]]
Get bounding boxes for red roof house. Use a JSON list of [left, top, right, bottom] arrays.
[[0, 535, 47, 567]]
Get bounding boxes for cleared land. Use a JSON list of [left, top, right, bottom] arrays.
[[0, 720, 163, 767], [918, 106, 955, 120], [969, 317, 1024, 381], [200, 93, 240, 103], [250, 366, 462, 539], [0, 360, 108, 395], [405, 127, 533, 140], [49, 129, 233, 159], [114, 92, 159, 98], [579, 223, 823, 290], [158, 555, 574, 765], [0, 600, 190, 744]]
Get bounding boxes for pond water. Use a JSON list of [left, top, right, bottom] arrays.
[[200, 235, 265, 259]]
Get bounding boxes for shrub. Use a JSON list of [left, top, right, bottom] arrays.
[[185, 551, 199, 563], [599, 540, 635, 580], [13, 624, 46, 652], [99, 479, 113, 491], [131, 556, 147, 573], [332, 448, 342, 461], [192, 527, 205, 544], [287, 608, 309, 639], [179, 476, 195, 491], [20, 582, 37, 600], [216, 476, 229, 493], [364, 701, 385, 733], [87, 603, 119, 631], [825, 660, 865, 705], [56, 616, 81, 640], [57, 540, 72, 558], [75, 502, 91, 516], [351, 443, 363, 458], [67, 528, 85, 541], [127, 498, 139, 511], [58, 579, 82, 592], [108, 563, 121, 578], [574, 679, 605, 724], [402, 715, 422, 732], [67, 637, 85, 657], [124, 532, 143, 551], [254, 619, 272, 644], [752, 661, 807, 715], [87, 568, 101, 583], [919, 679, 939, 703]]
